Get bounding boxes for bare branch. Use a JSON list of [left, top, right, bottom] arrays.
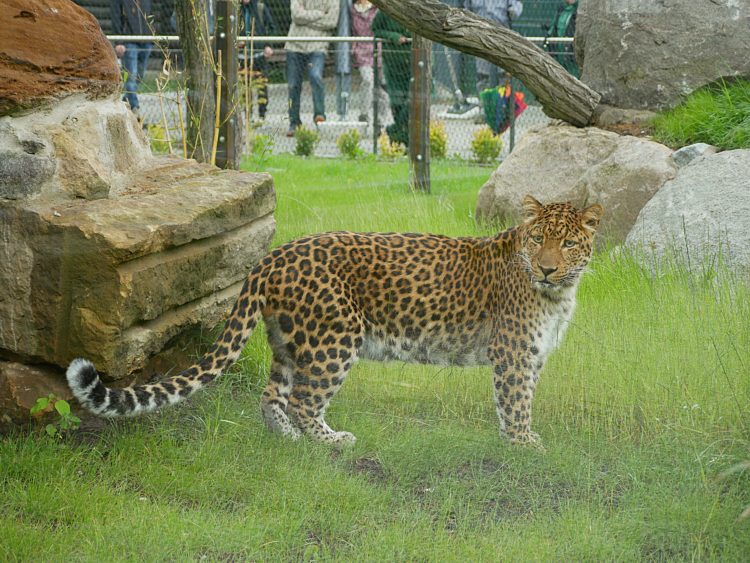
[[369, 0, 600, 126]]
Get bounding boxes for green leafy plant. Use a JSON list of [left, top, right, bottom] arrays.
[[146, 122, 171, 154], [470, 126, 503, 164], [248, 133, 274, 169], [30, 394, 81, 438], [429, 120, 448, 160], [377, 132, 406, 160], [336, 129, 364, 159], [294, 126, 320, 157]]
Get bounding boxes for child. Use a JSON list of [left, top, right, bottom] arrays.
[[350, 0, 389, 124], [372, 10, 411, 146], [239, 0, 277, 122]]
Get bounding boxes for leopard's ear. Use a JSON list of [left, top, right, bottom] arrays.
[[581, 203, 604, 231], [521, 195, 544, 221]]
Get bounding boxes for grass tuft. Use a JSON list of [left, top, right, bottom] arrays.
[[651, 78, 750, 150]]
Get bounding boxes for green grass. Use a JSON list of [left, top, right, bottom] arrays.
[[2, 155, 749, 560], [651, 78, 750, 150]]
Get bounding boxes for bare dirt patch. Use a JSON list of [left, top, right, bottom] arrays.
[[600, 122, 654, 138], [351, 456, 388, 483]]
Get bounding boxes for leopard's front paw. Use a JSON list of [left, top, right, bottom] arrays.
[[505, 428, 545, 450]]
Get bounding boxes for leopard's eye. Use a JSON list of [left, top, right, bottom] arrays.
[[563, 239, 577, 248], [531, 235, 543, 244]]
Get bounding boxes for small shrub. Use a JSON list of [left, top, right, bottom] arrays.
[[471, 126, 503, 164], [429, 120, 448, 159], [294, 126, 320, 157], [249, 133, 274, 169], [377, 132, 406, 159], [147, 123, 171, 154], [336, 129, 364, 159], [30, 393, 81, 439]]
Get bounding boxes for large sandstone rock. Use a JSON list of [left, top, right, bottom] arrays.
[[476, 124, 677, 242], [576, 0, 750, 111], [625, 150, 750, 273], [0, 0, 119, 116], [0, 0, 277, 424], [1, 159, 275, 379]]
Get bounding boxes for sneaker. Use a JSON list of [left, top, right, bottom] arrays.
[[286, 127, 296, 137], [314, 115, 326, 125], [358, 113, 368, 123]]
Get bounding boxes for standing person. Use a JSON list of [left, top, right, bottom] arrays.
[[371, 10, 411, 147], [350, 0, 388, 125], [465, 0, 523, 92], [239, 0, 278, 123], [335, 0, 353, 120], [111, 0, 154, 121], [545, 0, 579, 78], [284, 0, 340, 137]]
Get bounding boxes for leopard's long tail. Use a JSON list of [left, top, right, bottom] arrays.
[[66, 273, 265, 418]]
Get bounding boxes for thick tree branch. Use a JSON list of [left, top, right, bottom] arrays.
[[369, 0, 600, 126]]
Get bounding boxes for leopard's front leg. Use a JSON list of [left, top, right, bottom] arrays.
[[488, 340, 542, 446]]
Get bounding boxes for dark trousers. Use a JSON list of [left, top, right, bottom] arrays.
[[286, 51, 326, 127]]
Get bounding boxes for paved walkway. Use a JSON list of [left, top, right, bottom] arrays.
[[140, 79, 550, 160]]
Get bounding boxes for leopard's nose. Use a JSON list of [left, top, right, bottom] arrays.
[[540, 266, 557, 278]]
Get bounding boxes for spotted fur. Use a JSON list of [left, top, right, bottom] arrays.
[[67, 196, 604, 447]]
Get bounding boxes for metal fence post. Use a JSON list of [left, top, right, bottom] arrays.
[[215, 0, 239, 169], [508, 76, 516, 153], [409, 35, 431, 193], [373, 36, 380, 155]]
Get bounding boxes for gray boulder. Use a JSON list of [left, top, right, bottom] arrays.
[[577, 0, 750, 110], [672, 143, 718, 168], [625, 150, 750, 273], [476, 123, 676, 243]]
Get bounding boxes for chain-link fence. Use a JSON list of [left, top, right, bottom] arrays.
[[123, 37, 576, 161], [101, 1, 578, 161]]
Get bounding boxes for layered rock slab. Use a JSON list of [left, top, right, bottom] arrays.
[[1, 161, 275, 379]]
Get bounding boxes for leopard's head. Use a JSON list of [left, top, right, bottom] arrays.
[[518, 195, 604, 294]]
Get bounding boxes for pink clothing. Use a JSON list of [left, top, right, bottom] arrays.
[[350, 3, 380, 69]]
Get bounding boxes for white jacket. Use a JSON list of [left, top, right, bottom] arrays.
[[284, 0, 341, 54]]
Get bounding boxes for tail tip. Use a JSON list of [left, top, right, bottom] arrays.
[[66, 358, 99, 392]]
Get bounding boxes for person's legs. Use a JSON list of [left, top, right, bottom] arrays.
[[287, 51, 304, 131], [336, 72, 351, 119], [137, 43, 152, 84], [121, 43, 139, 110], [308, 51, 326, 121], [133, 43, 152, 113], [358, 65, 374, 121]]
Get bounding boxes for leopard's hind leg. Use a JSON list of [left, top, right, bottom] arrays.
[[260, 358, 301, 439], [286, 316, 364, 446], [287, 356, 359, 447]]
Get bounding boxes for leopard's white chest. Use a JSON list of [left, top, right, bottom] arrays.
[[534, 293, 577, 363]]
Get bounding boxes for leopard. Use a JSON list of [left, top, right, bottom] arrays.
[[67, 195, 604, 447]]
